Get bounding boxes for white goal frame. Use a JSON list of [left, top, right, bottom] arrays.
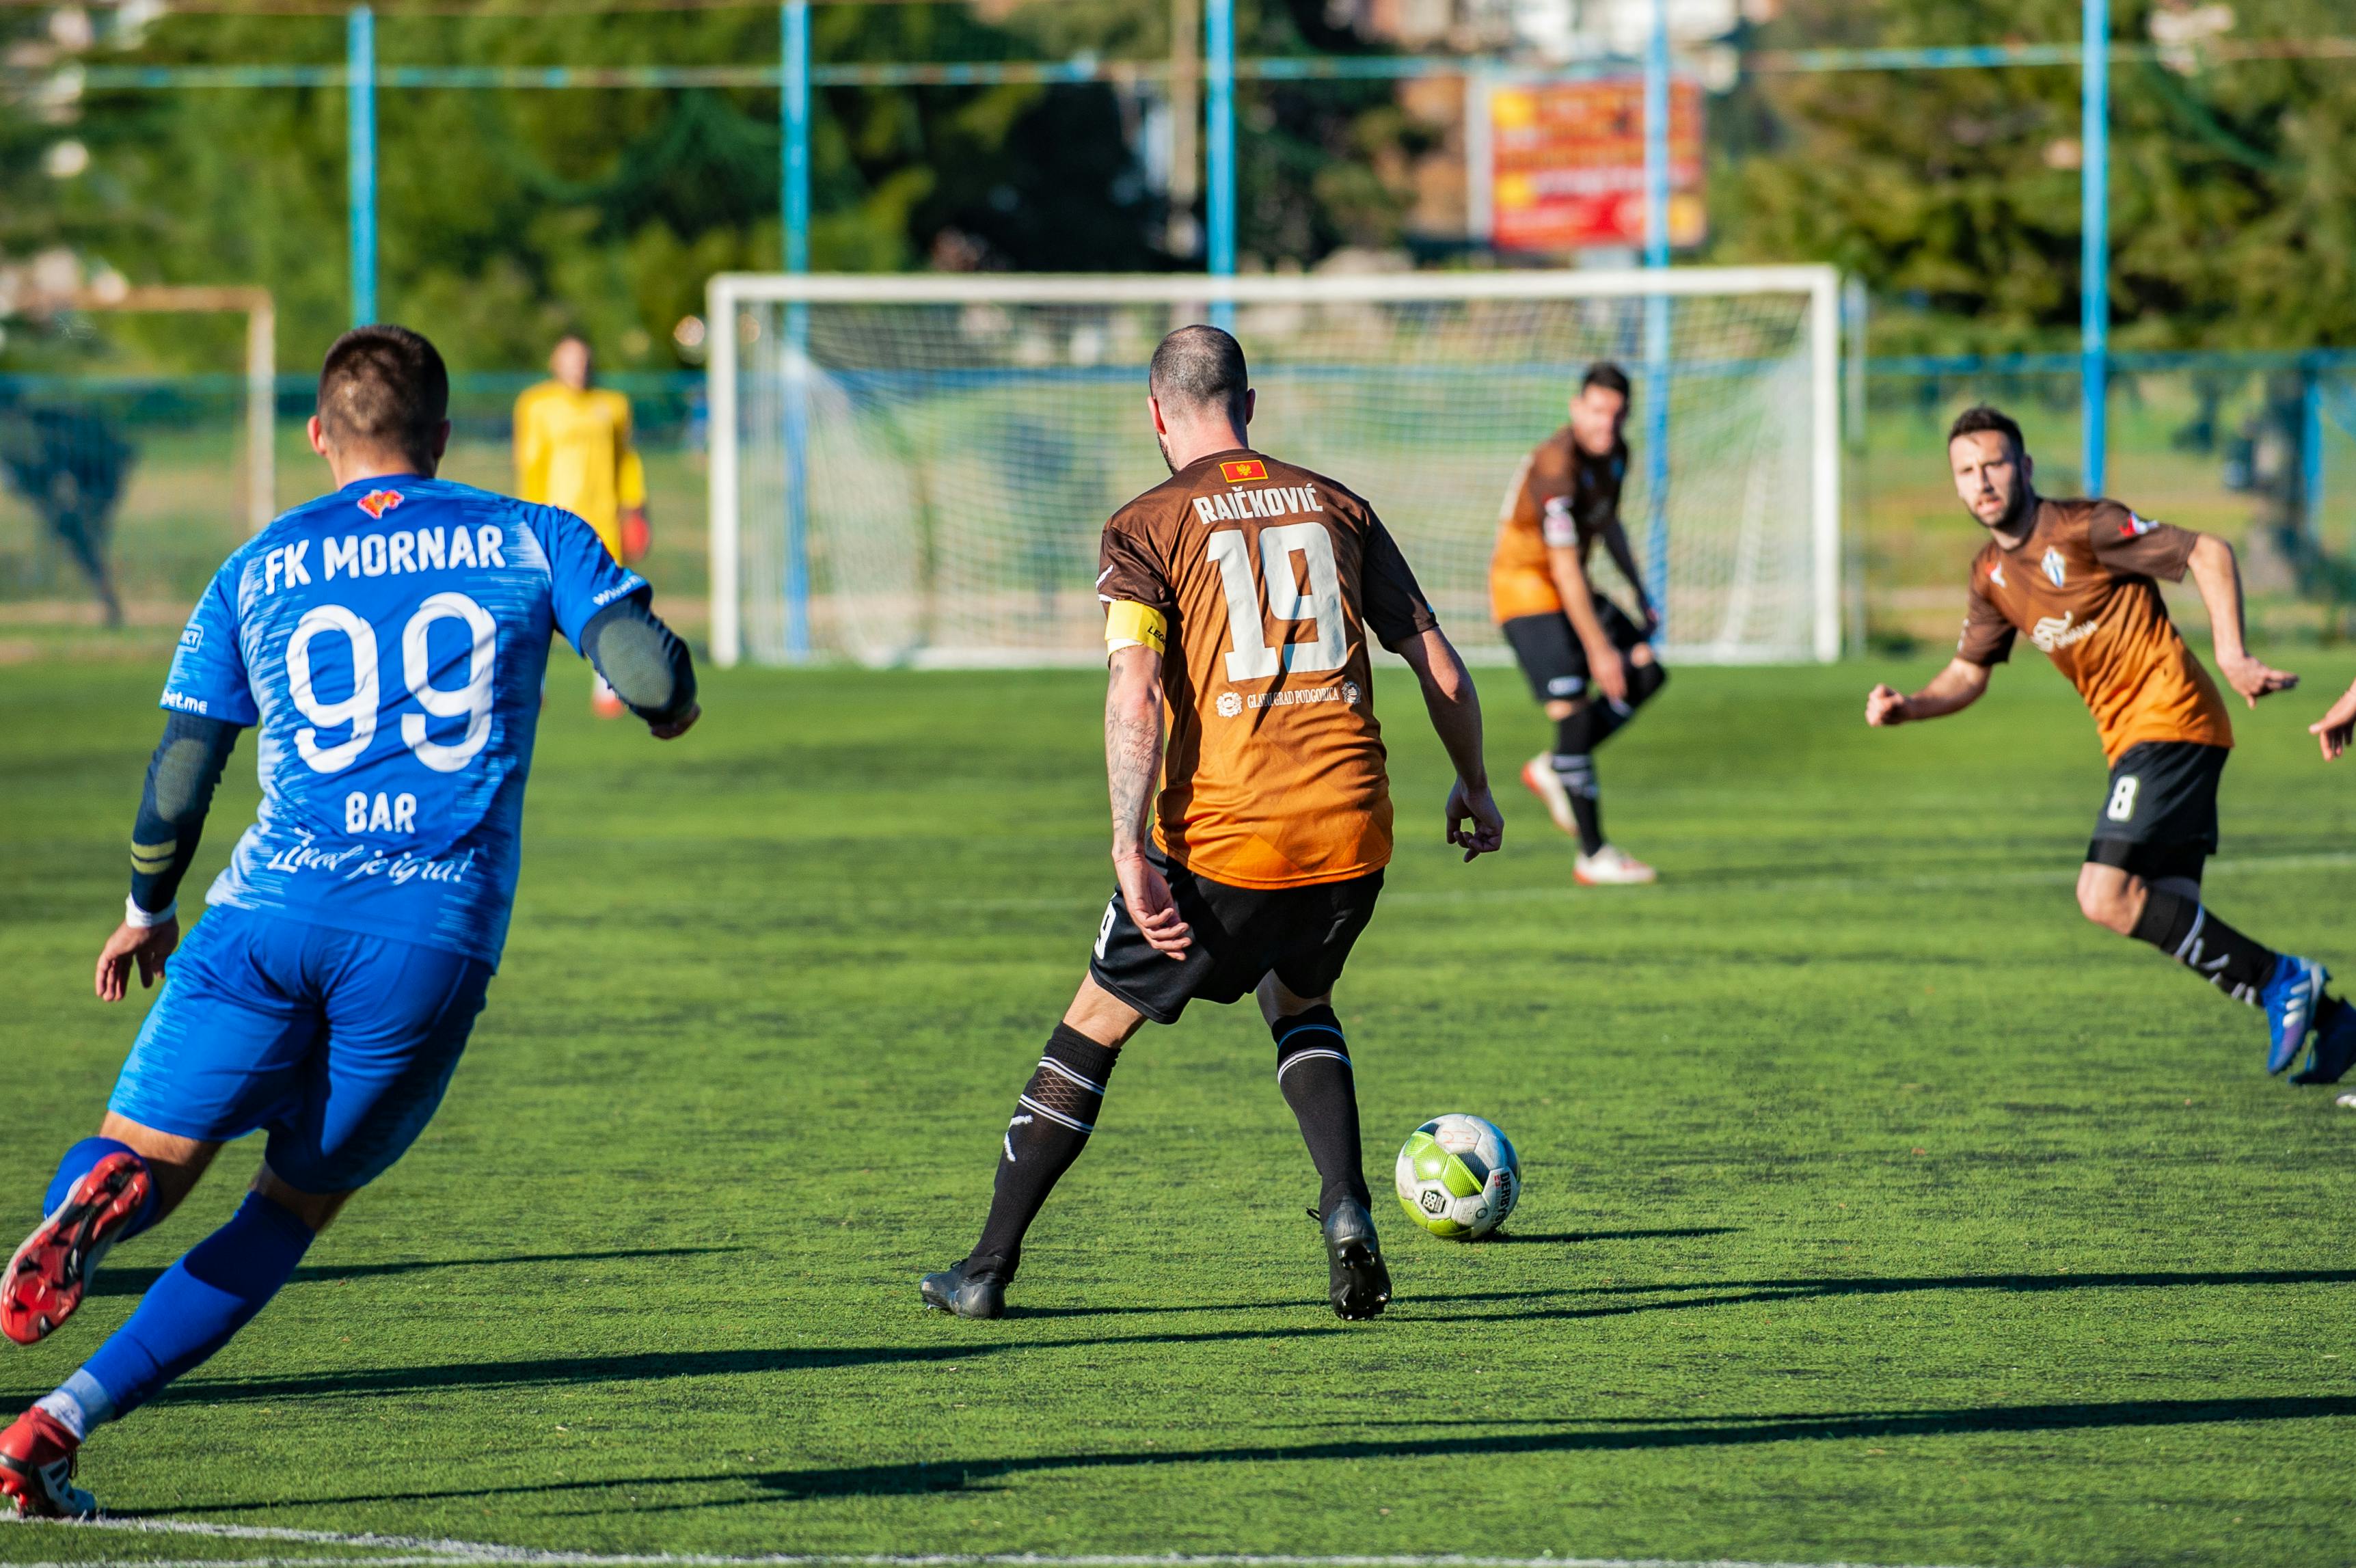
[[707, 266, 1843, 668]]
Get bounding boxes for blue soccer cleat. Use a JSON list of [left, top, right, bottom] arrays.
[[2263, 956, 2330, 1075], [2291, 998, 2356, 1087]]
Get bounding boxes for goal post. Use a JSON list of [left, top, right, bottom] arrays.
[[707, 266, 1843, 670]]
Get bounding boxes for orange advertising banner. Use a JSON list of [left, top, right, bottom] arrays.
[[1488, 77, 1705, 254]]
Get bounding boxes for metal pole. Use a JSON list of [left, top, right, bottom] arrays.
[[1205, 0, 1235, 327], [1809, 272, 1843, 663], [708, 276, 741, 668], [1643, 0, 1669, 272], [1640, 0, 1671, 637], [2303, 360, 2325, 539], [347, 4, 375, 326], [781, 1, 812, 660], [782, 0, 809, 273], [2081, 0, 2109, 496], [1842, 273, 1868, 655]]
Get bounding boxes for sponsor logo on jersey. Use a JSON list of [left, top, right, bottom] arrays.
[[161, 688, 209, 714], [2029, 611, 2101, 653], [2041, 548, 2068, 588], [1989, 560, 2007, 588], [1220, 459, 1268, 484], [357, 488, 405, 520], [1245, 683, 1354, 712], [1215, 690, 1244, 718], [2120, 511, 2157, 538], [1342, 680, 1362, 707], [178, 623, 203, 650]]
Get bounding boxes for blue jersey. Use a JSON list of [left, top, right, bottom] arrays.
[[163, 476, 647, 966]]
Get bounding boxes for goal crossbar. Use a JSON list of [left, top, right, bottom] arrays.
[[707, 265, 1843, 670]]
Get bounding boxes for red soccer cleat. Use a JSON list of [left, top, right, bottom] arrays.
[[0, 1407, 94, 1519], [3, 1150, 151, 1347]]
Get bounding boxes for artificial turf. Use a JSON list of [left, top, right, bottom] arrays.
[[4, 649, 2356, 1567]]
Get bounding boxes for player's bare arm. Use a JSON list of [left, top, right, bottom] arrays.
[[1545, 543, 1626, 704], [2182, 532, 2296, 707], [2312, 677, 2356, 760], [1105, 642, 1189, 957], [1393, 627, 1504, 861], [1597, 517, 1659, 633], [1865, 658, 1991, 727]]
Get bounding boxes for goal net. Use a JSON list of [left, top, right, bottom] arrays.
[[707, 268, 1841, 668]]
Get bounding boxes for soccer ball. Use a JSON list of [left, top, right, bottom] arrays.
[[1394, 1114, 1520, 1240]]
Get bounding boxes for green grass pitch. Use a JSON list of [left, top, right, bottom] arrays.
[[5, 651, 2356, 1567]]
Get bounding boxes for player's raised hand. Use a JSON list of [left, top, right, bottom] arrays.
[[95, 917, 178, 1002], [649, 702, 701, 740], [1447, 777, 1504, 862], [1114, 852, 1191, 959], [2217, 652, 2297, 709], [2310, 679, 2356, 761]]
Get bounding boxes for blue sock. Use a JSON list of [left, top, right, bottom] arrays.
[[44, 1137, 159, 1241], [75, 1192, 314, 1422]]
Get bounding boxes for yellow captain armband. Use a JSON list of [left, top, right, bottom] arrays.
[[1104, 600, 1167, 658]]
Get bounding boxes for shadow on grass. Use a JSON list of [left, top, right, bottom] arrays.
[[1494, 1227, 1739, 1243], [94, 1266, 2356, 1413], [88, 1245, 743, 1299], [744, 1394, 2356, 1498], [137, 1392, 2356, 1517]]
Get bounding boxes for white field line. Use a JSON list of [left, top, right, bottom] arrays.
[[0, 1524, 2022, 1568]]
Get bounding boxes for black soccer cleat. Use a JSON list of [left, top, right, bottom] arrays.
[[2292, 996, 2356, 1086], [1320, 1198, 1391, 1321], [919, 1260, 1007, 1320]]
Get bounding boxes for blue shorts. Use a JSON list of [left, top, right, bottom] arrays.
[[110, 906, 493, 1193]]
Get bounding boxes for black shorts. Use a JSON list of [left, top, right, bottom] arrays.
[[1501, 599, 1648, 705], [1087, 848, 1383, 1026], [2085, 740, 2229, 882]]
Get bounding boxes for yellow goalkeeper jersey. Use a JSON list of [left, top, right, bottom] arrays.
[[513, 381, 647, 560]]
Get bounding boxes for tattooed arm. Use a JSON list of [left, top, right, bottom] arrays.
[[1105, 643, 1190, 958]]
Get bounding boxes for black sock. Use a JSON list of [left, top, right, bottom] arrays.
[[967, 1023, 1119, 1280], [2130, 889, 2280, 1004], [1274, 1006, 1370, 1219], [1549, 708, 1605, 856], [1590, 659, 1666, 747]]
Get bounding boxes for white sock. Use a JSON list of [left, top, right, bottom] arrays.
[[36, 1370, 115, 1442]]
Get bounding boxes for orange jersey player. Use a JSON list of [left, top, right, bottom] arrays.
[[1866, 404, 2356, 1083], [1489, 362, 1665, 884], [920, 325, 1503, 1323]]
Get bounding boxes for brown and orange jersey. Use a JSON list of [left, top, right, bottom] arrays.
[[1098, 449, 1439, 891], [1957, 496, 2232, 760], [1488, 426, 1628, 622]]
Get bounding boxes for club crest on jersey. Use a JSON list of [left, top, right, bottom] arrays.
[[1216, 690, 1244, 718], [1220, 459, 1267, 485], [2040, 548, 2067, 588], [357, 489, 405, 520], [1989, 560, 2006, 589]]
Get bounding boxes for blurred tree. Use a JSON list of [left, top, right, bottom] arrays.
[[1714, 0, 2356, 352], [0, 1, 1172, 373]]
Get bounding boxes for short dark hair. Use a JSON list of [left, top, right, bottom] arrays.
[[1149, 325, 1249, 427], [1948, 403, 2025, 453], [317, 325, 449, 468], [1580, 362, 1631, 399]]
